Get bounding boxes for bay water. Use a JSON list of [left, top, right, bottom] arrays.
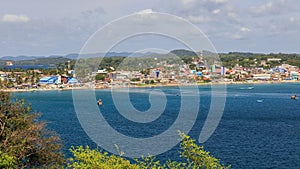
[[12, 83, 300, 168]]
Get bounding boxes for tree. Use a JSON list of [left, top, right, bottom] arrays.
[[95, 74, 106, 81], [0, 79, 3, 89], [140, 69, 150, 75], [179, 132, 230, 169], [0, 151, 15, 168], [16, 75, 22, 85], [0, 92, 65, 168], [67, 146, 139, 169], [67, 132, 230, 169]]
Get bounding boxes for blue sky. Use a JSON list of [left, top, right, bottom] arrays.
[[0, 0, 299, 56]]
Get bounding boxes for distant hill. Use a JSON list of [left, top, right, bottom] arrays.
[[0, 52, 164, 61], [65, 53, 79, 59], [0, 50, 214, 68], [13, 57, 71, 66], [170, 49, 198, 57], [0, 57, 72, 68], [2, 50, 300, 69], [0, 52, 162, 68], [1, 56, 41, 61], [0, 55, 73, 61]]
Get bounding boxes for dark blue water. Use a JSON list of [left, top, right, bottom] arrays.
[[12, 83, 300, 168]]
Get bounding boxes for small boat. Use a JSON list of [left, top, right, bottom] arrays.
[[97, 99, 103, 106], [256, 99, 263, 103], [291, 95, 298, 100], [239, 87, 254, 90]]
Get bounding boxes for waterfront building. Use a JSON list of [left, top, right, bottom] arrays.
[[6, 61, 13, 66], [67, 77, 80, 84], [39, 76, 58, 85], [253, 74, 271, 80]]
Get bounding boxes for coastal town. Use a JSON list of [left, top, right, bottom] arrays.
[[0, 52, 300, 91]]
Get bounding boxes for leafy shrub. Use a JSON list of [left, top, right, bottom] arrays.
[[67, 132, 230, 169], [0, 92, 64, 168]]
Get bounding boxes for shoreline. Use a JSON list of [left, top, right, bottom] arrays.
[[2, 80, 300, 93]]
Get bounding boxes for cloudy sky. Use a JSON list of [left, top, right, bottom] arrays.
[[0, 0, 299, 56]]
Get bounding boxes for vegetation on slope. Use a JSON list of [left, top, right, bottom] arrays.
[[0, 92, 64, 168]]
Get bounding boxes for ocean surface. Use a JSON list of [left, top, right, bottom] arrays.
[[12, 83, 300, 168]]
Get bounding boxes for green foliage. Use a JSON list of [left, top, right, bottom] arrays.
[[1, 51, 300, 72], [170, 49, 197, 58], [95, 74, 106, 81], [68, 132, 230, 169], [99, 57, 125, 70], [0, 151, 16, 169], [0, 92, 65, 168], [67, 146, 139, 169], [130, 78, 140, 82], [219, 52, 300, 68], [13, 57, 70, 66], [140, 69, 150, 75], [179, 132, 230, 169]]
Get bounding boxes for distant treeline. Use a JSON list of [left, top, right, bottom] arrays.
[[0, 57, 71, 68], [219, 52, 300, 68], [1, 50, 300, 70]]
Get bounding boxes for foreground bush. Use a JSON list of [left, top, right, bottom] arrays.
[[0, 92, 64, 168], [68, 132, 230, 169]]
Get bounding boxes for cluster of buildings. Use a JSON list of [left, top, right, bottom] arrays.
[[0, 69, 80, 90], [1, 56, 300, 90], [223, 63, 300, 82], [88, 57, 300, 87], [39, 75, 80, 86]]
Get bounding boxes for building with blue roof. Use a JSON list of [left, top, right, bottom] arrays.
[[67, 77, 79, 84], [39, 76, 58, 84], [39, 76, 80, 85]]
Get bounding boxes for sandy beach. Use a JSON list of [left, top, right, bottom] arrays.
[[2, 80, 299, 93]]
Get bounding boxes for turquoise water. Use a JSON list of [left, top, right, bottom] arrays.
[[13, 83, 300, 168]]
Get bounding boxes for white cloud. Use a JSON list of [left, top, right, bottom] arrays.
[[252, 2, 273, 15], [181, 0, 228, 5], [175, 0, 239, 25], [210, 0, 228, 4], [227, 12, 237, 19], [212, 9, 221, 14], [232, 34, 243, 40], [2, 14, 30, 23], [240, 27, 251, 32], [250, 0, 286, 17], [188, 15, 211, 23], [134, 9, 158, 21], [288, 16, 300, 24], [1, 0, 300, 55], [136, 9, 154, 15], [181, 0, 196, 5]]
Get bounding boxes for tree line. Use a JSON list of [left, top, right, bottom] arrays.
[[2, 50, 300, 71]]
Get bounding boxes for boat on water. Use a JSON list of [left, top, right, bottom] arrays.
[[256, 99, 263, 103], [240, 87, 254, 90], [291, 95, 298, 100], [97, 99, 103, 106]]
